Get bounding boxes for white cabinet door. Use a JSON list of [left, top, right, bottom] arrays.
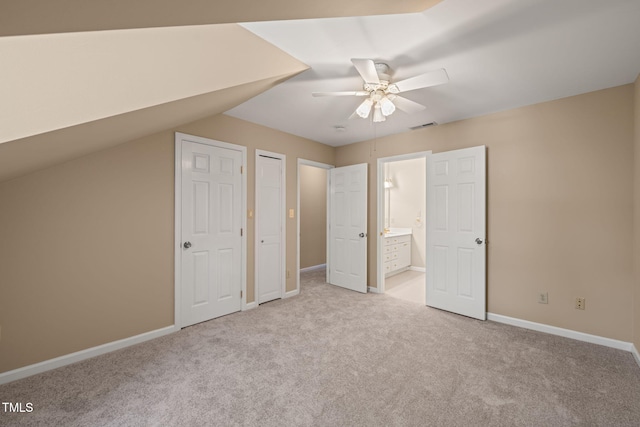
[[397, 241, 411, 268], [181, 140, 242, 327], [426, 146, 486, 320], [328, 163, 368, 293]]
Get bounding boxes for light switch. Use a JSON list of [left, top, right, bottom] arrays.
[[248, 209, 253, 219], [289, 208, 295, 218]]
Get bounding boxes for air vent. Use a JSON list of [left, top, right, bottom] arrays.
[[409, 122, 438, 130]]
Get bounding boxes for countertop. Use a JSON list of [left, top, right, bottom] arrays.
[[384, 228, 412, 238]]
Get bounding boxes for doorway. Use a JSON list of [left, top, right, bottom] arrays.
[[377, 146, 487, 320], [296, 159, 333, 295], [377, 152, 429, 303], [296, 160, 368, 294]]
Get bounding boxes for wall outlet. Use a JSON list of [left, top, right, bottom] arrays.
[[538, 292, 548, 304], [576, 297, 586, 310]]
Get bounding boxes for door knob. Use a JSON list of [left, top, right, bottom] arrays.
[[183, 241, 192, 249], [475, 238, 483, 245], [359, 233, 365, 238]]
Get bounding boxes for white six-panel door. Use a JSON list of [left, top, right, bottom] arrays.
[[256, 152, 285, 304], [180, 139, 243, 327], [426, 146, 486, 320], [328, 163, 368, 293]]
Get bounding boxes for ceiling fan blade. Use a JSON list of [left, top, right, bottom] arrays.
[[351, 58, 380, 85], [312, 91, 369, 97], [391, 96, 427, 114], [388, 68, 449, 93]]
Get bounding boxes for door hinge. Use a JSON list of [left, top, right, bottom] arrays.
[[241, 290, 243, 298], [240, 166, 243, 174], [240, 228, 243, 237]]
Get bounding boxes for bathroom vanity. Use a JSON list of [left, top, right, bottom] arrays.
[[383, 228, 412, 277]]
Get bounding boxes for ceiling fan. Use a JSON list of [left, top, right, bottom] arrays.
[[312, 58, 449, 122]]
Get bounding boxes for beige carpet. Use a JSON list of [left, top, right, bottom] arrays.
[[2, 268, 640, 426]]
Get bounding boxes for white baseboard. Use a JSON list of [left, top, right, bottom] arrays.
[[487, 313, 634, 353], [409, 266, 426, 273], [0, 325, 177, 386], [632, 344, 640, 368], [300, 263, 326, 273], [284, 288, 300, 299], [368, 286, 382, 294]]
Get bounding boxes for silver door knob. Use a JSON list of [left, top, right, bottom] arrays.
[[475, 238, 483, 245], [183, 241, 192, 249]]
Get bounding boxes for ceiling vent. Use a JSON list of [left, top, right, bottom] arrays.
[[409, 122, 438, 130]]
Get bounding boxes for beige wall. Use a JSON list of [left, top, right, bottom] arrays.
[[634, 75, 640, 351], [300, 165, 327, 269], [0, 134, 175, 373], [0, 114, 334, 374], [2, 82, 637, 374], [387, 158, 426, 268], [337, 84, 635, 342]]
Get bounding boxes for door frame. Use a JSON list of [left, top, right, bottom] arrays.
[[296, 158, 334, 295], [174, 132, 248, 328], [376, 151, 431, 294], [255, 149, 286, 304]]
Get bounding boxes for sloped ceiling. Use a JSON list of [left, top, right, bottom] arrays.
[[1, 2, 444, 182], [0, 0, 441, 36], [0, 75, 299, 183], [0, 24, 308, 144]]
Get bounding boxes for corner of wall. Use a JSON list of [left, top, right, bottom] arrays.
[[634, 74, 640, 352]]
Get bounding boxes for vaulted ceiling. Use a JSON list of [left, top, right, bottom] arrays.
[[228, 0, 640, 146], [0, 0, 442, 182], [2, 0, 639, 182]]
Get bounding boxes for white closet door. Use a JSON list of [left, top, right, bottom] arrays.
[[256, 152, 285, 304], [181, 140, 242, 327]]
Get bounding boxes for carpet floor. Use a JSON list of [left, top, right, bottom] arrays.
[[1, 269, 640, 426]]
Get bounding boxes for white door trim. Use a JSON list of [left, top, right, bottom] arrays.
[[255, 149, 286, 303], [174, 132, 248, 328], [376, 151, 431, 294], [296, 159, 334, 296]]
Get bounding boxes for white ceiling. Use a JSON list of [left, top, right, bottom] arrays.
[[226, 0, 640, 147]]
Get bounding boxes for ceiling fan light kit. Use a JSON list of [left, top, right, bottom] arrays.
[[312, 58, 449, 122], [372, 103, 385, 123], [356, 98, 374, 118]]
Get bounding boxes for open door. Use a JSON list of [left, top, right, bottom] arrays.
[[328, 163, 368, 293], [426, 146, 486, 320]]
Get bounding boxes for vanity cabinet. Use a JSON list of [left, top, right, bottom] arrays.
[[383, 234, 411, 276]]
